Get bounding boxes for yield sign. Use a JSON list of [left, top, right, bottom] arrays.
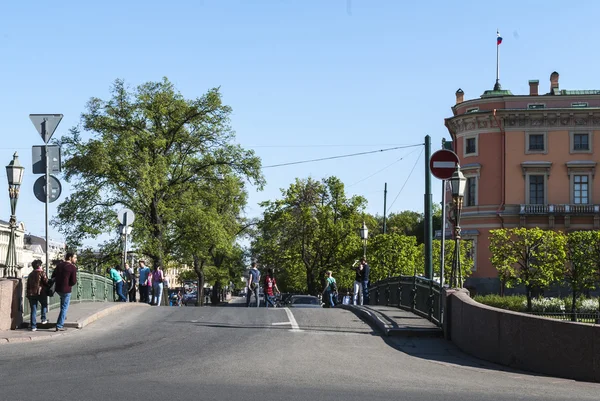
[[430, 149, 460, 180], [30, 114, 63, 144]]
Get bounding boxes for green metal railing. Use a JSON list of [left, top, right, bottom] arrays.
[[23, 271, 115, 317], [369, 275, 442, 326]]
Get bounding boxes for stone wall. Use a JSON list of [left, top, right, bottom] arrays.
[[446, 288, 600, 383], [0, 278, 23, 330]]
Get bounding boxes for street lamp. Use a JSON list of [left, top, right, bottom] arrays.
[[449, 165, 467, 288], [4, 152, 25, 278], [360, 221, 369, 259]]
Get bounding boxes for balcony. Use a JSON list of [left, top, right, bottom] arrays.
[[520, 204, 600, 215]]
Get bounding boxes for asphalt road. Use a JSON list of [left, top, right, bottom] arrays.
[[1, 298, 598, 401]]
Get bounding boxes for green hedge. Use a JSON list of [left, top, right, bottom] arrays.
[[474, 294, 526, 312], [474, 294, 600, 313]]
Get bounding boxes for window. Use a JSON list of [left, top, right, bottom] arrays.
[[574, 134, 589, 151], [570, 131, 592, 153], [529, 175, 545, 205], [465, 177, 477, 206], [528, 134, 544, 151], [466, 137, 476, 154], [573, 175, 589, 204], [463, 238, 477, 272], [466, 107, 479, 113]]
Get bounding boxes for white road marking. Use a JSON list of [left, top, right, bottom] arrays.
[[271, 322, 291, 326], [284, 308, 302, 332]]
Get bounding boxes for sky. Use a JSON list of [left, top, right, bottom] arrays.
[[2, 0, 600, 248]]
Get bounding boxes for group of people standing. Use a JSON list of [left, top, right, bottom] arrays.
[[322, 257, 370, 307], [245, 262, 281, 307], [107, 260, 167, 306]]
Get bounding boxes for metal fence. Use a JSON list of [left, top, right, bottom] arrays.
[[526, 311, 600, 324], [369, 275, 442, 326], [23, 271, 115, 317]]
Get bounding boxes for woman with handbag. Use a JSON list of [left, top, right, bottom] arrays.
[[26, 259, 49, 331]]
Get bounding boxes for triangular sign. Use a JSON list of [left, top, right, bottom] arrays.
[[29, 114, 63, 144]]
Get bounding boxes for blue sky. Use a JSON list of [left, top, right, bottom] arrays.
[[2, 0, 600, 247]]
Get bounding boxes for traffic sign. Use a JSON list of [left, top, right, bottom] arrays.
[[117, 208, 135, 226], [430, 149, 459, 180], [33, 175, 62, 203], [30, 114, 63, 144], [32, 145, 61, 174]]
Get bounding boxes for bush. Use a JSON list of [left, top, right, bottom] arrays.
[[473, 294, 526, 312], [564, 297, 600, 313], [526, 297, 565, 313]]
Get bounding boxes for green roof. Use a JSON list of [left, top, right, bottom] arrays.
[[559, 90, 600, 95], [480, 89, 514, 98]]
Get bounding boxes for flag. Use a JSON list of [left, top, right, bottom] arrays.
[[497, 31, 503, 45]]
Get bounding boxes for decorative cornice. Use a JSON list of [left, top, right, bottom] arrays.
[[447, 110, 600, 134]]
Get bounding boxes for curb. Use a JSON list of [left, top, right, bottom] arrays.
[[337, 304, 443, 338], [2, 303, 148, 344]]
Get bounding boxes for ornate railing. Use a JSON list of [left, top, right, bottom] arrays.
[[520, 204, 600, 215], [369, 275, 441, 326], [23, 271, 115, 317]]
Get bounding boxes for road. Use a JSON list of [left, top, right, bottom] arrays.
[[0, 298, 598, 400]]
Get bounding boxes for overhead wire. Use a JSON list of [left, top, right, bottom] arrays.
[[386, 147, 424, 214], [261, 143, 423, 169], [348, 148, 420, 187]]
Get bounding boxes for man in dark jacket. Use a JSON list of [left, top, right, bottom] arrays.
[[360, 258, 371, 305], [52, 252, 78, 331]]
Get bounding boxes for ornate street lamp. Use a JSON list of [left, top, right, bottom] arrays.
[[5, 152, 25, 278], [359, 221, 369, 259], [449, 165, 466, 288]]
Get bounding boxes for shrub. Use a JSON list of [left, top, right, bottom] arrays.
[[526, 297, 565, 313], [473, 294, 526, 312]]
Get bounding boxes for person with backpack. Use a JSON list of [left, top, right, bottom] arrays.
[[263, 268, 280, 308], [26, 259, 48, 331], [322, 271, 338, 308], [246, 261, 261, 307]]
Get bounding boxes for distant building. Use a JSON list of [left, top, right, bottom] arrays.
[[444, 71, 600, 294]]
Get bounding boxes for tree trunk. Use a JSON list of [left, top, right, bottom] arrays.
[[193, 254, 205, 307], [150, 196, 164, 269], [571, 290, 578, 322], [526, 286, 533, 312], [306, 268, 317, 295]]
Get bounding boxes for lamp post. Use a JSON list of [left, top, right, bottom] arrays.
[[5, 152, 25, 278], [449, 165, 466, 288], [359, 221, 369, 259]]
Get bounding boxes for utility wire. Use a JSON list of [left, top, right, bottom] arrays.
[[348, 148, 420, 187], [386, 148, 424, 214], [261, 143, 423, 169]]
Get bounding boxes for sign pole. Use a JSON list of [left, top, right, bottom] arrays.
[[44, 136, 50, 278], [424, 135, 432, 280]]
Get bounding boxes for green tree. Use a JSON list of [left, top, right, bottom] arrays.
[[489, 228, 567, 312], [368, 234, 419, 281], [565, 231, 600, 315], [54, 78, 263, 270], [254, 176, 366, 295], [428, 239, 474, 285]]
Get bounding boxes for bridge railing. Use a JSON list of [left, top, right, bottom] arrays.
[[23, 271, 115, 317], [369, 275, 441, 326]]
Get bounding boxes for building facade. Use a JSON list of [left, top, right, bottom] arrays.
[[445, 72, 600, 294]]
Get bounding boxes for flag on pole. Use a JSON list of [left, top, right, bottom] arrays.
[[497, 31, 503, 45]]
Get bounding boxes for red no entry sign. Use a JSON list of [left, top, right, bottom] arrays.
[[430, 149, 459, 180]]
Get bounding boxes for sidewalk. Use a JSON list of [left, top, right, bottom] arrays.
[[1, 302, 148, 344], [337, 304, 443, 337]]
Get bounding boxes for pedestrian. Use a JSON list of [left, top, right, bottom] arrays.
[[360, 257, 370, 305], [322, 271, 338, 308], [246, 261, 261, 307], [26, 259, 48, 331], [352, 260, 364, 305], [125, 262, 136, 302], [152, 266, 164, 306], [177, 290, 182, 306], [138, 260, 151, 304], [108, 266, 127, 302], [263, 268, 280, 308], [52, 252, 78, 331]]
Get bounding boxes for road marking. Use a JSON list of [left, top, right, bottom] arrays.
[[283, 308, 302, 332], [271, 322, 291, 326]]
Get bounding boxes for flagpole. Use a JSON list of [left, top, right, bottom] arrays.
[[495, 29, 501, 90]]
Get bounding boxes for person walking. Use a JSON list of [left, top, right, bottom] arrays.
[[322, 271, 338, 308], [246, 261, 261, 308], [138, 260, 151, 304], [352, 260, 364, 305], [263, 268, 280, 308], [360, 258, 371, 305], [26, 259, 48, 331], [108, 266, 127, 302], [52, 252, 78, 331], [152, 266, 164, 306]]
